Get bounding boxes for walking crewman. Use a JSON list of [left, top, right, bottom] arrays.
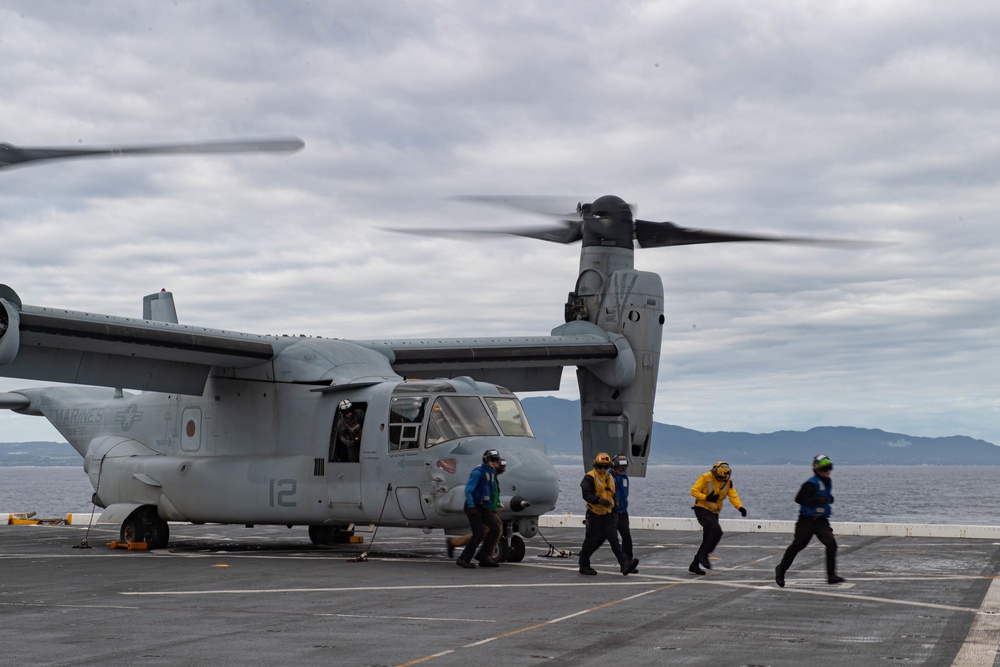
[[775, 454, 845, 587], [456, 448, 503, 569], [609, 454, 633, 563], [689, 461, 747, 575], [578, 453, 640, 576]]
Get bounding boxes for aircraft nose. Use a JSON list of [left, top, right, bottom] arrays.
[[501, 446, 559, 513]]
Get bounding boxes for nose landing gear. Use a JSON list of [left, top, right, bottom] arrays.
[[487, 521, 526, 562]]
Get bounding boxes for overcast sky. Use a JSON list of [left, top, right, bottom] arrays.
[[1, 1, 999, 451]]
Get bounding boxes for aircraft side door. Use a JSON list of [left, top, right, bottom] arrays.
[[326, 400, 366, 508]]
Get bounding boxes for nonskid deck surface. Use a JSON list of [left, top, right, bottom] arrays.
[[1, 523, 998, 666]]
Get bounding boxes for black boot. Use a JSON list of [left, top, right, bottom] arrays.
[[620, 558, 639, 576], [688, 558, 705, 575], [828, 574, 845, 584], [775, 565, 786, 587]]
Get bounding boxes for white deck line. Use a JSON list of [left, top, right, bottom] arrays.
[[539, 514, 1000, 539]]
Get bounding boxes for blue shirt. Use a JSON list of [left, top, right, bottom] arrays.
[[610, 469, 629, 514], [464, 463, 495, 508]]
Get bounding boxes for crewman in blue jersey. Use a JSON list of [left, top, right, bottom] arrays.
[[456, 448, 503, 569], [775, 454, 845, 587], [609, 454, 633, 563]]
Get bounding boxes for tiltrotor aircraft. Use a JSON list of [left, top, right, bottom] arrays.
[[0, 138, 859, 559]]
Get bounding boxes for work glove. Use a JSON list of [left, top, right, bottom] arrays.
[[738, 507, 747, 517], [704, 492, 719, 503], [827, 495, 834, 504], [599, 498, 613, 508], [464, 504, 476, 515]]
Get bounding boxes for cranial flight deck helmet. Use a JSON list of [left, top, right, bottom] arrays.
[[613, 455, 629, 469], [712, 461, 731, 481], [483, 448, 501, 463], [594, 452, 613, 468], [812, 454, 833, 472]]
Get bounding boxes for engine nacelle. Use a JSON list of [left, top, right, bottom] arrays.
[[565, 247, 664, 477], [0, 288, 21, 366]]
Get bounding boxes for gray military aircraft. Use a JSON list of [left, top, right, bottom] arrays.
[[0, 139, 860, 558]]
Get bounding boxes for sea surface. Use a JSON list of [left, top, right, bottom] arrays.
[[0, 464, 992, 526]]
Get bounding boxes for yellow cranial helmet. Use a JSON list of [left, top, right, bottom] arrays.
[[712, 461, 731, 480], [594, 452, 612, 467]]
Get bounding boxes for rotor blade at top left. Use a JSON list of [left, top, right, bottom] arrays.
[[0, 136, 304, 170]]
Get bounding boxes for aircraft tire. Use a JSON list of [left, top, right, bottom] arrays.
[[121, 507, 169, 549], [309, 525, 354, 545], [120, 513, 144, 545], [145, 513, 169, 550], [507, 535, 526, 563], [489, 537, 510, 563]]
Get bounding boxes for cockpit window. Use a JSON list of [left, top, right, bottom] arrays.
[[484, 397, 534, 437], [426, 396, 499, 446]]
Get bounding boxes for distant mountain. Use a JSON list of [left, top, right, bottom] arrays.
[[521, 396, 1000, 465], [3, 397, 998, 466], [0, 441, 81, 467]]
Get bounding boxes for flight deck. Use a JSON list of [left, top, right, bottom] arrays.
[[1, 520, 998, 666]]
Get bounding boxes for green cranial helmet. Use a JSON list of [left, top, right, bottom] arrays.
[[812, 454, 833, 472]]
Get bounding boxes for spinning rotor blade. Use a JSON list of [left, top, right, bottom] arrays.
[[386, 220, 584, 244], [402, 194, 886, 249], [634, 219, 886, 249], [0, 137, 304, 170], [450, 195, 585, 219]]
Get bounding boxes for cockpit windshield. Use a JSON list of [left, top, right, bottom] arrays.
[[484, 397, 534, 437], [426, 396, 499, 446]]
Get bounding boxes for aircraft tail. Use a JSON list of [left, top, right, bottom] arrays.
[[142, 290, 178, 323]]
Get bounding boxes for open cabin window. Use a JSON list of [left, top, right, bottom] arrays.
[[388, 396, 427, 452], [425, 396, 499, 446]]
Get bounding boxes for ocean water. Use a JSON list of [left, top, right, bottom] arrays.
[[0, 464, 993, 526]]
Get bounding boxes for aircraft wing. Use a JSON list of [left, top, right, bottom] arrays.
[[0, 289, 275, 394], [356, 321, 630, 392], [0, 286, 630, 395]]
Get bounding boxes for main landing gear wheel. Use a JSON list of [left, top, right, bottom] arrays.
[[309, 525, 356, 545], [120, 506, 169, 549]]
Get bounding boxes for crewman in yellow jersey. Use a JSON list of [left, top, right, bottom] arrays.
[[688, 461, 747, 575], [578, 453, 640, 576]]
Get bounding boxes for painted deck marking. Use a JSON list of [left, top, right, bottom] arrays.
[[952, 576, 1000, 667]]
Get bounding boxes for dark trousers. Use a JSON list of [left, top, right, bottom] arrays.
[[615, 512, 633, 560], [778, 515, 838, 576], [693, 506, 723, 559], [579, 511, 628, 568], [458, 506, 501, 563]]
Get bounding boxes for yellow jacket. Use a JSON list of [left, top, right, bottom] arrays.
[[690, 471, 743, 515], [583, 469, 616, 515]]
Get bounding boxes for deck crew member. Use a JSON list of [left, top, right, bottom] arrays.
[[775, 454, 845, 587], [578, 453, 639, 576], [689, 461, 747, 575]]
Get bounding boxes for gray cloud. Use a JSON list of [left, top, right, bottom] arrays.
[[2, 1, 1000, 450]]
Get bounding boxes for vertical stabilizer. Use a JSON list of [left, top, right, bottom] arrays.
[[143, 290, 179, 324]]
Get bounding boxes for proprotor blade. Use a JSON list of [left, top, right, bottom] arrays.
[[450, 195, 585, 219], [634, 219, 888, 249], [0, 137, 305, 169], [384, 220, 584, 244]]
